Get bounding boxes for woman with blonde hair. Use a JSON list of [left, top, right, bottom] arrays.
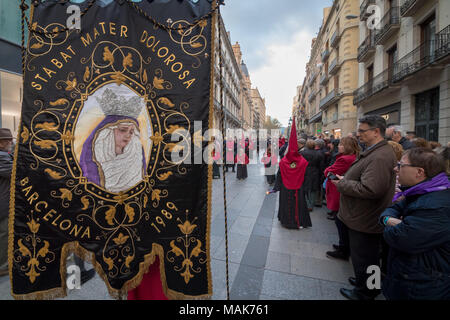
[[388, 141, 404, 162]]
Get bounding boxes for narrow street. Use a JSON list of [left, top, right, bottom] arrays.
[[1, 152, 361, 300]]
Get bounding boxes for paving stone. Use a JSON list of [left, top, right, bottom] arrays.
[[260, 270, 321, 300], [265, 251, 291, 274], [290, 255, 354, 284], [230, 265, 264, 300], [240, 235, 270, 268], [213, 233, 249, 264], [210, 259, 240, 299], [229, 216, 257, 237]]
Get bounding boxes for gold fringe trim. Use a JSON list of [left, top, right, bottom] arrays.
[[8, 3, 217, 301], [10, 242, 212, 300], [205, 0, 218, 300]]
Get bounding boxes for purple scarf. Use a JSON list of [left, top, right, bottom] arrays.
[[393, 172, 450, 202]]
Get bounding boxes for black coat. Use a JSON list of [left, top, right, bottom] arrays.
[[316, 149, 326, 182], [0, 150, 13, 219], [279, 142, 288, 159], [329, 149, 339, 166], [399, 137, 414, 150], [300, 149, 322, 192], [380, 188, 450, 300]]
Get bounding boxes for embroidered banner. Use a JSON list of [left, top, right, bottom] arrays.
[[9, 0, 216, 299]]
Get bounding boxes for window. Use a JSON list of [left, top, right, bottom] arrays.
[[415, 87, 439, 142], [387, 44, 398, 79], [367, 64, 374, 82], [421, 14, 436, 60]]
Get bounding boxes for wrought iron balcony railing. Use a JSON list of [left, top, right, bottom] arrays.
[[320, 72, 329, 86], [393, 25, 450, 82], [358, 32, 376, 62], [331, 28, 341, 48], [401, 0, 427, 17], [374, 7, 400, 45], [308, 89, 317, 102], [320, 89, 341, 110], [329, 57, 341, 75], [353, 68, 393, 105], [308, 70, 318, 86], [321, 49, 330, 62]]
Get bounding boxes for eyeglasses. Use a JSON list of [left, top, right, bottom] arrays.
[[357, 127, 377, 133], [396, 162, 417, 170]]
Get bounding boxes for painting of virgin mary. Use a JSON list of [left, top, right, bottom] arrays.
[[79, 87, 147, 194]]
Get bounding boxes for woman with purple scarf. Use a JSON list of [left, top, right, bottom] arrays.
[[380, 147, 450, 300]]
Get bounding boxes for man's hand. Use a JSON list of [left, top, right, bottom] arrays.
[[386, 217, 402, 227]]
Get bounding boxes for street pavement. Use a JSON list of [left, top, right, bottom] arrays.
[[0, 151, 381, 300]]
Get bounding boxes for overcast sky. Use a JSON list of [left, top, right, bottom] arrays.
[[221, 0, 333, 127]]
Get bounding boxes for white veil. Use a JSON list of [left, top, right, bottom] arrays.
[[94, 122, 144, 193]]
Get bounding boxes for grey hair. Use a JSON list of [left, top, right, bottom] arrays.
[[389, 125, 404, 136], [315, 139, 325, 148]]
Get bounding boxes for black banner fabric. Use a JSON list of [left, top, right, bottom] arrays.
[[9, 0, 216, 299]]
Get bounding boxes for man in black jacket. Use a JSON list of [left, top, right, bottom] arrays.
[[0, 128, 13, 276]]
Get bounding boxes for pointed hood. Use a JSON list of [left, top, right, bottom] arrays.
[[279, 118, 309, 190]]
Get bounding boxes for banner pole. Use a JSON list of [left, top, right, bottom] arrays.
[[217, 2, 231, 301]]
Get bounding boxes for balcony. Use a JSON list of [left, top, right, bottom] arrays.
[[353, 68, 396, 105], [308, 70, 318, 86], [360, 0, 376, 21], [320, 89, 342, 110], [358, 32, 376, 62], [309, 111, 322, 125], [401, 0, 427, 17], [374, 7, 400, 45], [308, 89, 317, 102], [329, 57, 341, 75], [393, 25, 450, 83], [321, 49, 330, 62], [320, 72, 329, 86], [331, 28, 341, 48]]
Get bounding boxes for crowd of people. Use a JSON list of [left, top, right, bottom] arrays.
[[267, 115, 450, 300], [1, 117, 449, 300]]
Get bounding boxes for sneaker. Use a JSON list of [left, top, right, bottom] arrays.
[[326, 249, 349, 261]]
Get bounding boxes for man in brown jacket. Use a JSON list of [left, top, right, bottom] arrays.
[[331, 115, 397, 300]]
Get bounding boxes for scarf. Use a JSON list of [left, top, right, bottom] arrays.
[[393, 172, 450, 202]]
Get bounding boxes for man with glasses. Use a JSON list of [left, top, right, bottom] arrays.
[[380, 148, 450, 300], [331, 115, 397, 300]]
